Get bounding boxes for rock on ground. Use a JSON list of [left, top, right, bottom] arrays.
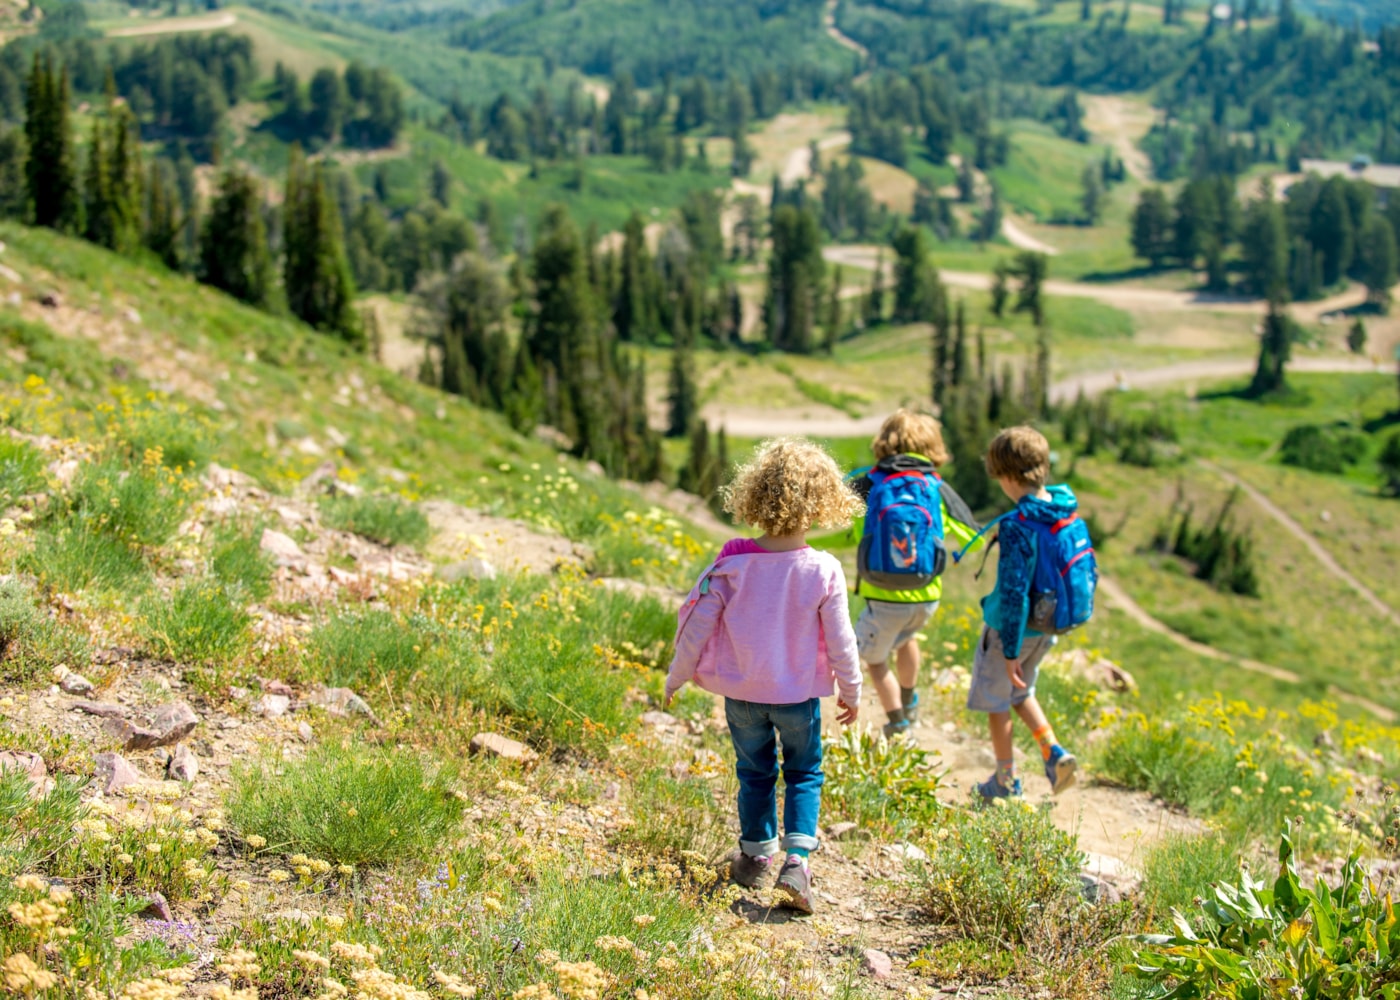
[[469, 733, 538, 763], [93, 752, 142, 795], [860, 949, 893, 979], [167, 744, 198, 782]]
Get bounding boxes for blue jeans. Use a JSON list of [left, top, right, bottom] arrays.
[[724, 698, 824, 857]]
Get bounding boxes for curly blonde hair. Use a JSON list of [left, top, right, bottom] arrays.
[[871, 409, 951, 465], [722, 438, 864, 536]]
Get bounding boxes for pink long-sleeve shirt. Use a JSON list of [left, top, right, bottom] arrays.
[[664, 541, 863, 707]]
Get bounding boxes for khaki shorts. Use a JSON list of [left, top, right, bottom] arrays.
[[855, 600, 937, 665], [966, 626, 1056, 715]]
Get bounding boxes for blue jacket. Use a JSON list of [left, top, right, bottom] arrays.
[[981, 485, 1080, 658]]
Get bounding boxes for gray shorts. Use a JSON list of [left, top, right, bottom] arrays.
[[855, 600, 937, 665], [966, 626, 1056, 715]]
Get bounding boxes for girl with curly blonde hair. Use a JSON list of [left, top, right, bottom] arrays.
[[665, 438, 863, 915]]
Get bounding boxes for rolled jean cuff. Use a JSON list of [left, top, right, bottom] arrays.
[[740, 837, 781, 858], [781, 832, 820, 853]]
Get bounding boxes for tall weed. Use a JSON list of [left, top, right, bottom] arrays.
[[0, 435, 45, 504], [320, 494, 430, 548], [140, 580, 251, 665], [209, 521, 273, 600], [228, 743, 462, 867], [0, 579, 90, 684]]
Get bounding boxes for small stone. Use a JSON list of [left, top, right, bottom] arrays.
[[437, 557, 497, 583], [260, 528, 304, 565], [220, 719, 240, 730], [885, 842, 927, 862], [297, 721, 315, 743], [70, 700, 127, 719], [261, 679, 295, 697], [149, 701, 199, 745], [93, 752, 142, 795], [602, 781, 621, 801], [252, 694, 291, 718], [39, 290, 61, 309], [124, 307, 141, 325], [46, 459, 80, 489], [168, 744, 198, 782], [0, 751, 47, 793], [59, 672, 94, 695], [826, 821, 862, 841], [1079, 873, 1121, 905], [228, 686, 250, 701], [0, 264, 18, 283], [139, 892, 173, 922], [306, 686, 380, 724], [639, 711, 678, 729], [469, 733, 538, 763], [860, 949, 893, 980]]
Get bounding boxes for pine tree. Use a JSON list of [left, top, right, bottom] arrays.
[[667, 335, 698, 438], [931, 304, 950, 407], [283, 151, 362, 347], [419, 252, 509, 406], [1080, 163, 1103, 225], [1131, 187, 1173, 269], [1032, 322, 1052, 417], [1013, 251, 1049, 326], [145, 160, 181, 270], [0, 129, 27, 220], [614, 212, 657, 342], [951, 299, 968, 388], [1250, 296, 1293, 397], [83, 121, 114, 249], [990, 259, 1010, 317], [865, 251, 886, 326], [24, 55, 78, 232], [824, 265, 843, 353], [1359, 216, 1399, 311], [763, 204, 824, 353], [200, 169, 275, 310], [1240, 187, 1288, 298], [1347, 318, 1368, 355]]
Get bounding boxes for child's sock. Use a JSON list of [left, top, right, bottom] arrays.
[[900, 686, 918, 708], [787, 847, 809, 860], [885, 708, 906, 726], [1032, 724, 1059, 761], [996, 758, 1017, 788]]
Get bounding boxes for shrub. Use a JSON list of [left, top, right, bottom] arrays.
[[1134, 822, 1400, 998], [0, 435, 45, 504], [1092, 697, 1347, 849], [1149, 488, 1259, 597], [0, 579, 90, 684], [140, 580, 251, 665], [915, 800, 1085, 946], [1280, 423, 1369, 474], [209, 521, 273, 600], [822, 727, 944, 835], [320, 494, 431, 548], [308, 609, 435, 689], [228, 743, 462, 867], [31, 453, 196, 591], [100, 397, 213, 472], [1382, 430, 1400, 497], [1138, 833, 1241, 925]]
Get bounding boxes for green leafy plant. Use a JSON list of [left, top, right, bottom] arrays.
[[1280, 423, 1369, 475], [209, 520, 274, 600], [320, 493, 431, 548], [1135, 821, 1400, 998], [822, 727, 944, 834], [228, 743, 462, 867]]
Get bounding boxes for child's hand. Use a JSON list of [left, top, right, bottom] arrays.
[[662, 690, 676, 710], [1005, 658, 1028, 690], [836, 700, 859, 726]]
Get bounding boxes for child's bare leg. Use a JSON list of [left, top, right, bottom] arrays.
[[894, 639, 920, 691], [988, 711, 1016, 787], [866, 660, 903, 715]]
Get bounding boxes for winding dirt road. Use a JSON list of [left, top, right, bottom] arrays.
[[107, 11, 237, 37]]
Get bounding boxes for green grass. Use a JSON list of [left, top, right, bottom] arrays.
[[308, 607, 437, 690], [358, 125, 730, 236], [990, 121, 1106, 225], [1137, 833, 1242, 925], [209, 520, 275, 600], [0, 436, 46, 505], [320, 493, 431, 548], [229, 742, 463, 867], [140, 580, 253, 667], [0, 579, 90, 685]]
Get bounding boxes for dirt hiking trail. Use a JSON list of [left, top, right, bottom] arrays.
[[107, 11, 237, 36]]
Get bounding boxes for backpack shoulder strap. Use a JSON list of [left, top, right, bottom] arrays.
[[952, 509, 1015, 565], [938, 481, 980, 534]]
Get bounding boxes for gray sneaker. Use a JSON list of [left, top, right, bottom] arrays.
[[774, 857, 814, 914], [729, 851, 772, 889]]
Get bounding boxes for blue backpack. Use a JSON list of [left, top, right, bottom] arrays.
[[952, 508, 1098, 635], [1021, 512, 1098, 635], [857, 469, 946, 591]]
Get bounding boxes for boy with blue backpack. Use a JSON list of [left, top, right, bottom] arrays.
[[851, 411, 981, 740], [966, 426, 1097, 801]]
